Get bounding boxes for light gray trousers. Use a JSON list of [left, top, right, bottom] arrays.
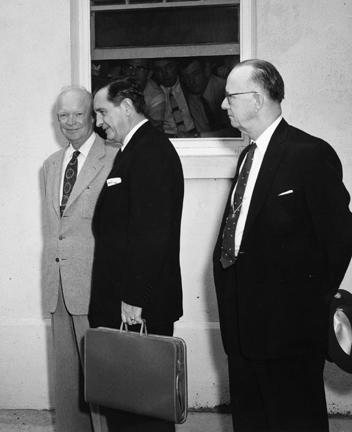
[[51, 283, 104, 432]]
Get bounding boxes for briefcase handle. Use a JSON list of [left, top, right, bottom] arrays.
[[120, 319, 148, 335]]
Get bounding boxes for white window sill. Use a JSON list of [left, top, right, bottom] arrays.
[[172, 137, 246, 179]]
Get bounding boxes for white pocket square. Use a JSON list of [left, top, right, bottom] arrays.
[[278, 189, 293, 196], [107, 177, 122, 187]]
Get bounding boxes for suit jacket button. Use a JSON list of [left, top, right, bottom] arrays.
[[55, 258, 60, 262]]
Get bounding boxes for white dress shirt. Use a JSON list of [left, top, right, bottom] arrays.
[[233, 116, 283, 255], [161, 79, 195, 135], [121, 118, 149, 152], [59, 132, 96, 203]]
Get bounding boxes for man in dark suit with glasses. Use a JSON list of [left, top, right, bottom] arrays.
[[213, 59, 352, 432]]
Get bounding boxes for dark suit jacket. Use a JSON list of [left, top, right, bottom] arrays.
[[89, 121, 184, 329], [213, 119, 352, 359]]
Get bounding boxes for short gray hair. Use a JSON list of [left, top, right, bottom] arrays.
[[235, 59, 285, 103], [56, 86, 93, 114]]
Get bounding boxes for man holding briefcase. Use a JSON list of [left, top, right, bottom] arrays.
[[88, 77, 184, 432]]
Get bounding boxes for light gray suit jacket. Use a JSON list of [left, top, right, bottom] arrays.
[[42, 134, 117, 315]]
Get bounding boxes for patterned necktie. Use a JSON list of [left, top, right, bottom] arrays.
[[60, 150, 80, 217], [220, 143, 256, 269], [169, 90, 186, 134]]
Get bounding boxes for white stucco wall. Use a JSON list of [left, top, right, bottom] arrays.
[[0, 0, 231, 410], [0, 0, 352, 415], [0, 0, 70, 408], [256, 0, 352, 414]]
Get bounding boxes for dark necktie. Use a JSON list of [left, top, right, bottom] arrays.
[[169, 90, 186, 134], [60, 150, 80, 217], [220, 143, 256, 269]]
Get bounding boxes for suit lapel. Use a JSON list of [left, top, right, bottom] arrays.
[[121, 121, 150, 156], [241, 119, 289, 243], [51, 149, 66, 218], [94, 145, 123, 215], [109, 121, 151, 174], [64, 136, 106, 212], [93, 123, 149, 220]]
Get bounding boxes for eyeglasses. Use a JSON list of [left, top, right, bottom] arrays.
[[57, 112, 85, 123], [225, 91, 259, 103], [125, 64, 149, 74]]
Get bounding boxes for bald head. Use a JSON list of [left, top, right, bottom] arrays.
[[56, 86, 94, 149], [56, 86, 93, 114]]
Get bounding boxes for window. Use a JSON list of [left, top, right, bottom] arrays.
[[69, 0, 256, 176], [90, 0, 241, 139]]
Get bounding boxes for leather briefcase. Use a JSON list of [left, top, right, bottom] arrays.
[[84, 322, 188, 423]]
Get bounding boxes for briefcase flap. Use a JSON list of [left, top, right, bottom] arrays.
[[85, 327, 187, 423]]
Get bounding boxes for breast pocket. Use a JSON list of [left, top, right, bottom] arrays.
[[102, 180, 129, 220], [276, 192, 296, 214], [266, 191, 299, 234]]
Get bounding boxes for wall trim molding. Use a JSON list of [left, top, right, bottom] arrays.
[[0, 317, 220, 331], [241, 0, 257, 60], [0, 317, 51, 327], [70, 0, 91, 86]]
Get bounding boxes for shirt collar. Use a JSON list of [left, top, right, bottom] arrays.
[[254, 116, 282, 154], [121, 119, 148, 151], [67, 132, 96, 158]]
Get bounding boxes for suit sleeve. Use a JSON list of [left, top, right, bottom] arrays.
[[303, 141, 352, 292], [41, 162, 50, 239], [121, 142, 183, 307]]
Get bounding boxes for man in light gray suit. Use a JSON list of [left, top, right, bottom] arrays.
[[42, 86, 117, 432]]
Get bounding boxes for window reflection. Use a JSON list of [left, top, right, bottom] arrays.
[[92, 56, 241, 138]]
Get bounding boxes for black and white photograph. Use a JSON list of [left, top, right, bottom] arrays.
[[1, 1, 352, 431]]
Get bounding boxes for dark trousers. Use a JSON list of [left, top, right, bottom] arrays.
[[228, 353, 329, 432], [216, 264, 329, 432], [102, 321, 176, 432]]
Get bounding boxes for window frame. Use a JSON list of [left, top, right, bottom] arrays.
[[91, 0, 240, 60], [70, 0, 257, 178]]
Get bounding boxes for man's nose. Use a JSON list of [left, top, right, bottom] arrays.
[[66, 113, 76, 125], [221, 97, 229, 111]]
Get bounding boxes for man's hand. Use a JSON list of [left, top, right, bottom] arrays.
[[121, 301, 143, 325]]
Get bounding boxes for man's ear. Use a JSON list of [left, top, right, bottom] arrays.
[[254, 92, 264, 111], [120, 98, 134, 115]]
